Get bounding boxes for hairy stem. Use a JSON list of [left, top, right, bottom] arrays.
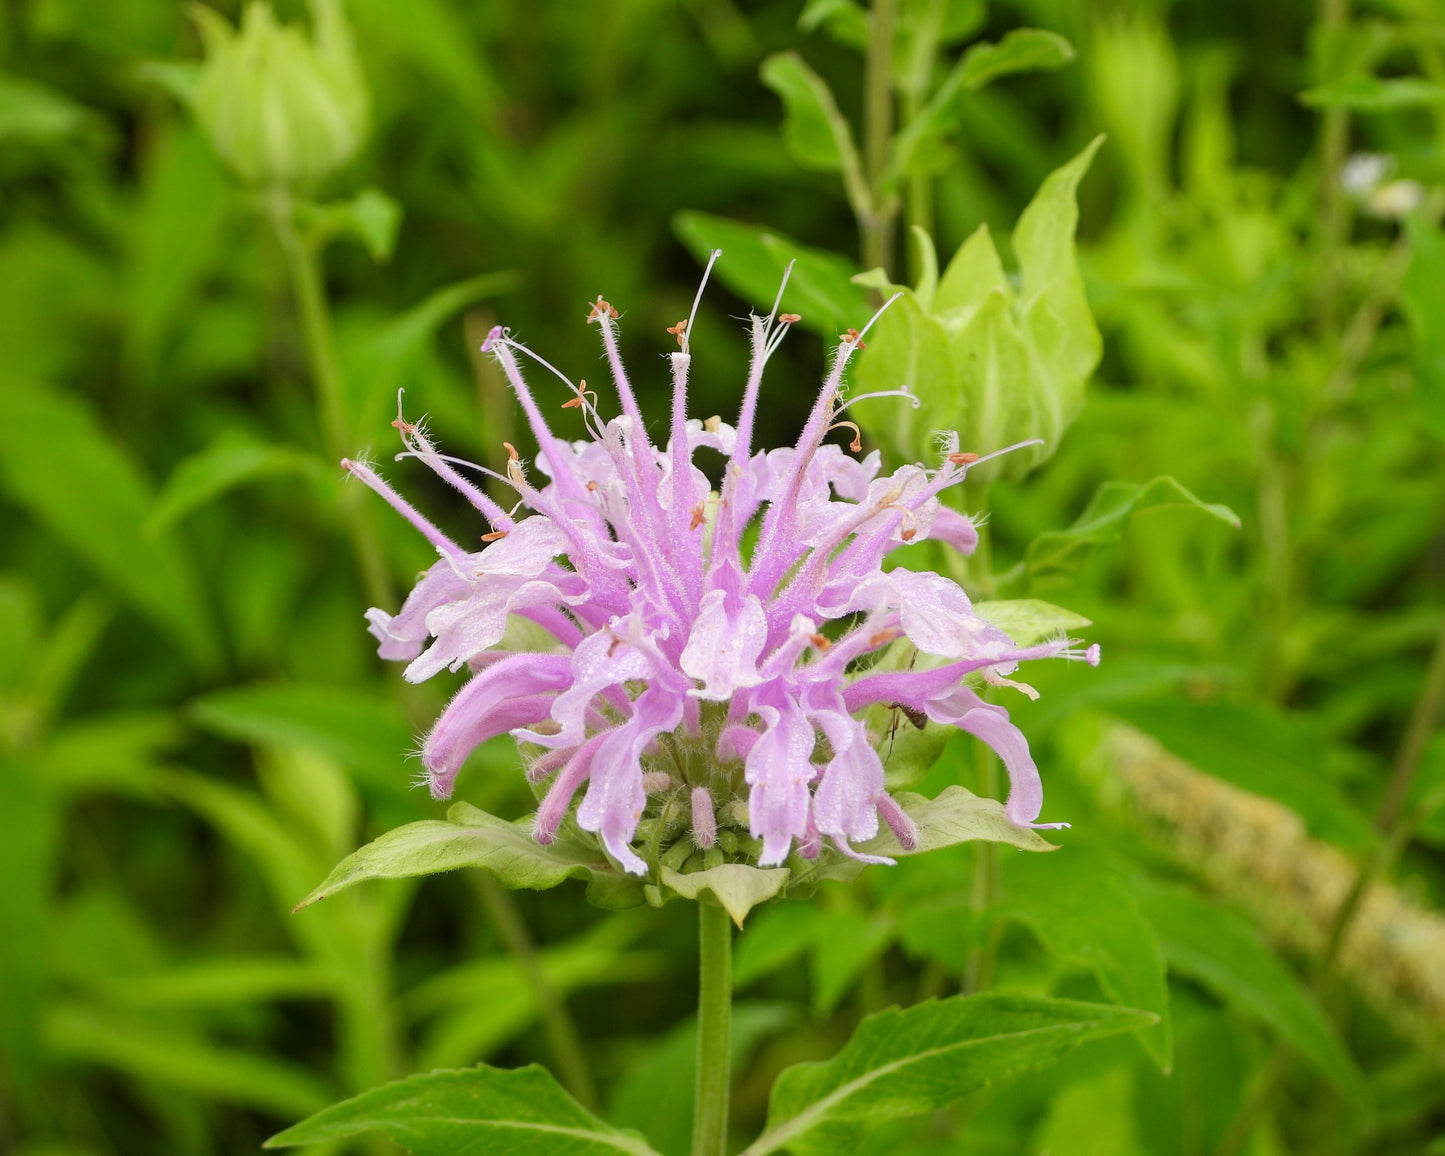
[[692, 902, 733, 1156], [472, 871, 599, 1110]]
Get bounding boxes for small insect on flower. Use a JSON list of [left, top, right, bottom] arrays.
[[344, 253, 1097, 876]]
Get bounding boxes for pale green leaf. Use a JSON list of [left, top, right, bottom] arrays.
[[872, 785, 1059, 856], [975, 599, 1092, 647], [660, 863, 790, 927], [745, 994, 1156, 1156], [145, 431, 322, 534], [1024, 476, 1240, 582], [1001, 854, 1173, 1071], [296, 802, 644, 911], [265, 1064, 663, 1154], [673, 211, 870, 338]]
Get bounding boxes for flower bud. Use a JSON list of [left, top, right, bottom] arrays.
[[191, 0, 368, 188]]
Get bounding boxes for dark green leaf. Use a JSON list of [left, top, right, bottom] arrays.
[[747, 994, 1155, 1156], [265, 1063, 663, 1154], [0, 382, 217, 670], [759, 52, 869, 215], [1129, 876, 1365, 1103], [1001, 854, 1173, 1071], [146, 431, 322, 533], [1402, 214, 1445, 439], [296, 802, 644, 910]]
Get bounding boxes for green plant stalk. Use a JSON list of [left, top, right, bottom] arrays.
[[861, 0, 899, 276], [692, 902, 733, 1156], [471, 871, 599, 1110], [1214, 613, 1445, 1156], [266, 187, 394, 609], [962, 735, 1000, 995]]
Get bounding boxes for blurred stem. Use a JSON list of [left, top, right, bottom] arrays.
[[901, 0, 945, 278], [1314, 0, 1351, 335], [961, 482, 994, 597], [265, 186, 393, 609], [692, 902, 733, 1156], [861, 0, 898, 276], [1214, 615, 1445, 1156], [471, 871, 598, 1110]]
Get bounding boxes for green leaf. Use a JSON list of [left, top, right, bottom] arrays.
[[745, 994, 1156, 1156], [1024, 476, 1240, 582], [955, 28, 1076, 92], [975, 599, 1092, 647], [674, 211, 870, 339], [0, 72, 95, 145], [1402, 214, 1445, 439], [759, 52, 869, 215], [188, 682, 413, 793], [0, 381, 217, 671], [308, 186, 404, 261], [44, 1002, 332, 1118], [145, 431, 322, 534], [798, 0, 868, 51], [808, 908, 894, 1014], [296, 801, 644, 911], [660, 863, 790, 927], [1128, 876, 1365, 1105], [1000, 854, 1173, 1071], [1301, 76, 1445, 110], [735, 903, 826, 988], [889, 31, 1074, 183], [265, 1063, 663, 1154]]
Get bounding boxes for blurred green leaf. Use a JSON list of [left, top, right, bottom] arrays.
[[188, 682, 412, 791], [748, 994, 1156, 1156], [307, 186, 404, 261], [265, 1063, 663, 1153], [674, 211, 870, 338], [0, 382, 217, 671], [146, 431, 323, 534], [1301, 77, 1445, 110], [808, 908, 894, 1014], [296, 801, 645, 911], [889, 30, 1074, 183], [976, 599, 1092, 647], [759, 52, 869, 215], [101, 957, 335, 1007], [1023, 477, 1239, 582], [0, 73, 94, 144], [735, 903, 825, 988], [1001, 854, 1173, 1071], [660, 863, 790, 927], [1129, 877, 1365, 1104], [44, 1002, 332, 1117], [798, 0, 868, 51]]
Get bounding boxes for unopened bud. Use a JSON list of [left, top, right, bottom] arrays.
[[191, 0, 369, 188], [691, 787, 716, 850]]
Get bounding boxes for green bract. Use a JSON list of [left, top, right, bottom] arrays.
[[851, 136, 1103, 482], [190, 0, 369, 189]]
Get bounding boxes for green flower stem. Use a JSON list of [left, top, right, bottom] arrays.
[[472, 871, 599, 1111], [963, 736, 1001, 995], [692, 901, 733, 1156], [266, 187, 394, 610]]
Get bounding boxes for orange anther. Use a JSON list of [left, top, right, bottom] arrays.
[[869, 628, 900, 647], [481, 530, 508, 542], [779, 313, 801, 324], [809, 633, 831, 652], [948, 451, 980, 465], [586, 480, 599, 492], [689, 504, 707, 531], [502, 442, 520, 461], [842, 327, 866, 350]]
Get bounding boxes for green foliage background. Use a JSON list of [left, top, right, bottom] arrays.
[[2, 0, 1444, 1153]]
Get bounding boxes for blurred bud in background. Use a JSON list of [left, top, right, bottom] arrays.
[[190, 0, 368, 189], [1340, 152, 1425, 221]]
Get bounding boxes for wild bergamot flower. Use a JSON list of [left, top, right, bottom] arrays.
[[345, 261, 1097, 876]]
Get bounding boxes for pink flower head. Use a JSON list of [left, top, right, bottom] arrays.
[[346, 257, 1098, 876]]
